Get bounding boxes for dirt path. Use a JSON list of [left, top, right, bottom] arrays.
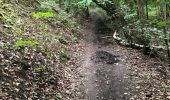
[[78, 11, 130, 100], [73, 10, 170, 100]]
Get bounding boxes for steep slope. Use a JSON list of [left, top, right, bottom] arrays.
[[0, 1, 81, 99]]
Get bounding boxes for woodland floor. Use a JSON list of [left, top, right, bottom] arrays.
[[1, 7, 170, 99], [71, 11, 170, 100]]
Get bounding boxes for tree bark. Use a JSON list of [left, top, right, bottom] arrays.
[[137, 0, 145, 27], [160, 0, 170, 68], [145, 0, 149, 19]]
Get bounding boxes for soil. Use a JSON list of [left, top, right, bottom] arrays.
[[78, 10, 130, 100]]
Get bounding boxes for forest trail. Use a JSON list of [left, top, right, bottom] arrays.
[[78, 10, 130, 100]]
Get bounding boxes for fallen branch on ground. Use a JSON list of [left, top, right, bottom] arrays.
[[113, 31, 168, 51]]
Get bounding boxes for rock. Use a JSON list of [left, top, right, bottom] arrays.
[[56, 92, 62, 99], [124, 92, 128, 95], [136, 86, 140, 89], [167, 92, 170, 96], [167, 96, 170, 100], [66, 90, 71, 95]]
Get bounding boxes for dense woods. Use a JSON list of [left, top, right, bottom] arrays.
[[0, 0, 170, 100], [91, 0, 170, 67]]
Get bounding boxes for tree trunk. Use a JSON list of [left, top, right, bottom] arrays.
[[145, 0, 149, 19], [137, 0, 145, 27], [163, 27, 170, 68], [160, 0, 170, 68]]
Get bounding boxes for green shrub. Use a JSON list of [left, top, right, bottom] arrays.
[[58, 36, 68, 45], [14, 39, 37, 49], [59, 49, 70, 62]]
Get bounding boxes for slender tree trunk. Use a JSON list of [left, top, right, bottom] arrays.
[[145, 0, 149, 19], [137, 0, 145, 27], [160, 0, 170, 68], [166, 3, 170, 21], [163, 27, 170, 68]]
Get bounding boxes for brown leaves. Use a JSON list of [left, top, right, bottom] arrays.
[[125, 49, 170, 99]]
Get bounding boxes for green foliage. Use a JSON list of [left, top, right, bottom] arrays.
[[121, 5, 137, 22], [148, 9, 158, 17], [124, 12, 137, 22], [39, 23, 49, 31], [37, 0, 80, 31], [58, 36, 67, 45], [147, 20, 169, 28], [77, 0, 92, 8], [0, 3, 18, 25], [59, 48, 70, 62], [13, 0, 35, 7], [157, 21, 168, 27], [40, 0, 58, 11], [117, 0, 170, 57], [33, 11, 54, 19], [96, 7, 107, 16], [14, 39, 37, 49], [71, 33, 79, 43]]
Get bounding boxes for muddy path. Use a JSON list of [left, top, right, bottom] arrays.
[[78, 11, 130, 100]]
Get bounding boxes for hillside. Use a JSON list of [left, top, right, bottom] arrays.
[[0, 1, 82, 99]]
